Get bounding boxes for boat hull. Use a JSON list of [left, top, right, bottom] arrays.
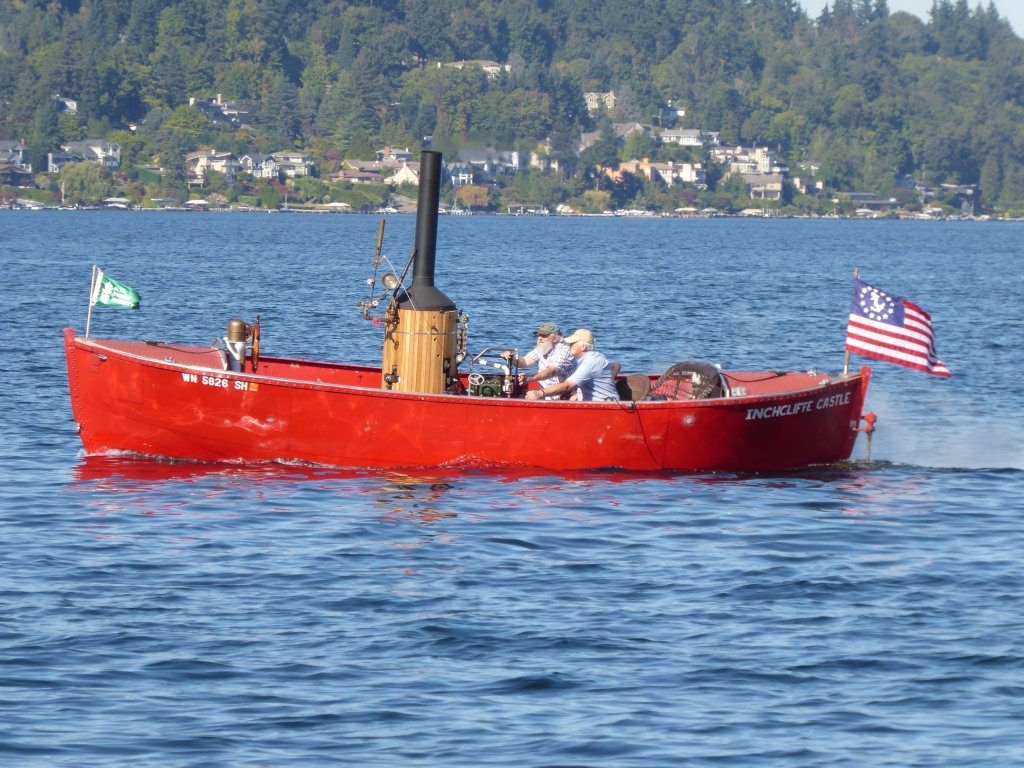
[[64, 329, 871, 472]]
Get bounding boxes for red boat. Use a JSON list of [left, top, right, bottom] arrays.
[[64, 152, 872, 473]]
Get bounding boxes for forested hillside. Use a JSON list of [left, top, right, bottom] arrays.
[[2, 0, 1023, 212]]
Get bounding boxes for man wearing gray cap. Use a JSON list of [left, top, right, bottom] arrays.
[[503, 321, 576, 399], [525, 328, 619, 402]]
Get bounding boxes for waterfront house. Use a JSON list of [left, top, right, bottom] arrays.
[[238, 153, 277, 179], [47, 151, 84, 174], [441, 60, 510, 79], [272, 151, 314, 178], [63, 140, 121, 169], [330, 169, 384, 184], [388, 161, 421, 186], [0, 162, 33, 186], [0, 140, 31, 171], [578, 122, 651, 153], [529, 139, 561, 174], [376, 146, 416, 164], [453, 149, 521, 182], [612, 158, 707, 188], [584, 91, 617, 114], [446, 161, 475, 187], [188, 94, 249, 128], [660, 128, 720, 147], [711, 146, 786, 176], [185, 149, 239, 186], [742, 172, 784, 200], [54, 94, 78, 114]]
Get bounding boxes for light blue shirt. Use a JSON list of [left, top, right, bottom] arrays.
[[567, 350, 619, 401]]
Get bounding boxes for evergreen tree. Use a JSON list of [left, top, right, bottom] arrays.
[[261, 72, 301, 147], [29, 101, 61, 172]]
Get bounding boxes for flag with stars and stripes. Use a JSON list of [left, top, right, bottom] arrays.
[[846, 277, 951, 377]]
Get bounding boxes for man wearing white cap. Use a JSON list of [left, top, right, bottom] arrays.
[[503, 321, 576, 399], [525, 329, 619, 402]]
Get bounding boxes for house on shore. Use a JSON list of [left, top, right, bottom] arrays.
[[0, 139, 32, 171], [47, 140, 121, 174], [185, 149, 238, 186]]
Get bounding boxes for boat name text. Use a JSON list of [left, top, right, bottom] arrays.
[[181, 372, 258, 392], [745, 392, 850, 420]]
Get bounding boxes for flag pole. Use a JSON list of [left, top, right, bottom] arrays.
[[85, 265, 98, 338], [844, 267, 860, 376]]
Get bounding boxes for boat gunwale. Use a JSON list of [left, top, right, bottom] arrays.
[[70, 331, 867, 410]]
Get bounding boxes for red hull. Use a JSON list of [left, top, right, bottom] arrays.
[[64, 329, 871, 472]]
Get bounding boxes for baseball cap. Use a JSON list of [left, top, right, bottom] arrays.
[[563, 329, 595, 345], [534, 321, 561, 336]]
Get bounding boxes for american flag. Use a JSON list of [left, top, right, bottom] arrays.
[[846, 277, 952, 377]]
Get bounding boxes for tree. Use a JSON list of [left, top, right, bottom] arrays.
[[579, 120, 620, 169], [457, 184, 492, 210], [291, 175, 327, 203], [298, 40, 335, 135], [59, 162, 112, 204], [702, 84, 742, 138], [997, 160, 1024, 212], [59, 112, 85, 143], [108, 129, 146, 165], [979, 152, 1002, 210], [261, 72, 301, 147], [832, 84, 870, 130], [621, 130, 657, 162], [29, 101, 61, 172], [580, 188, 611, 212], [261, 185, 282, 210], [151, 106, 213, 176], [766, 110, 808, 161], [147, 7, 191, 107]]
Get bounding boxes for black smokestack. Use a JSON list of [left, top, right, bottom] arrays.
[[400, 150, 455, 311]]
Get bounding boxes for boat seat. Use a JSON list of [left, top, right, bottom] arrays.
[[609, 363, 651, 401], [616, 374, 651, 402]]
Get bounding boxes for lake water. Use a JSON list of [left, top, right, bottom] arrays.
[[1, 211, 1022, 766]]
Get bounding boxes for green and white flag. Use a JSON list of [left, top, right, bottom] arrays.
[[91, 269, 141, 309]]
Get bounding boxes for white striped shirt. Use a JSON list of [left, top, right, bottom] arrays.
[[524, 341, 577, 394]]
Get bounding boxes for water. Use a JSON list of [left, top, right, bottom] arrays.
[[1, 211, 1022, 766]]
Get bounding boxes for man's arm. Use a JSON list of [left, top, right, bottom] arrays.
[[502, 349, 536, 368], [525, 377, 578, 400], [526, 357, 588, 400], [526, 364, 558, 383]]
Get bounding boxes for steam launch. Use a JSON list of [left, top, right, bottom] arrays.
[[63, 150, 873, 472]]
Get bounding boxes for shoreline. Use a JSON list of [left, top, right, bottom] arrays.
[[1, 201, 1015, 222]]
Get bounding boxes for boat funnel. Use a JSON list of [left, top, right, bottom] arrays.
[[382, 150, 458, 394], [398, 150, 455, 311]]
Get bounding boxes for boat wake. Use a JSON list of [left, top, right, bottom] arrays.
[[850, 458, 1023, 474]]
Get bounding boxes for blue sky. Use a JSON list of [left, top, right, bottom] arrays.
[[803, 1, 1021, 36]]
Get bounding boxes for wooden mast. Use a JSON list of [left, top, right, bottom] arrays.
[[844, 267, 860, 376]]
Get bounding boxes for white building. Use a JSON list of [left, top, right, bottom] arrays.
[[62, 140, 121, 168]]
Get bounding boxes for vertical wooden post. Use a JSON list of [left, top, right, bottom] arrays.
[[85, 265, 98, 338], [844, 267, 860, 376]]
